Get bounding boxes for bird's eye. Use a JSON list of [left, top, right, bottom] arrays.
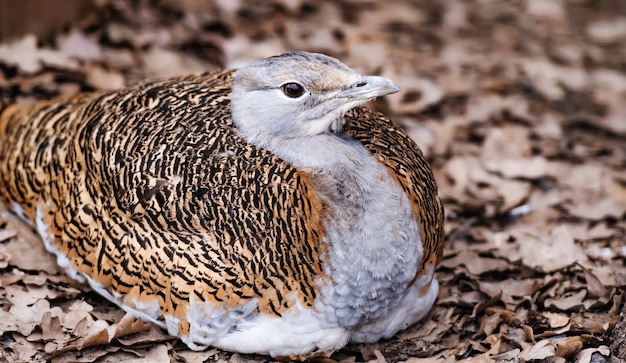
[[281, 83, 305, 98]]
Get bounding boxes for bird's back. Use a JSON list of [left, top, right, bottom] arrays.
[[0, 70, 327, 333]]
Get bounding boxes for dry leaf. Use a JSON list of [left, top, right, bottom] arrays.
[[0, 244, 10, 269], [542, 312, 570, 329], [2, 208, 60, 274], [556, 336, 583, 359], [566, 197, 626, 220], [85, 65, 125, 90], [439, 250, 510, 276], [544, 289, 586, 312], [515, 225, 588, 272], [0, 34, 79, 73], [2, 299, 63, 336], [141, 47, 213, 78], [586, 17, 626, 44], [581, 265, 609, 298], [175, 349, 220, 363], [56, 29, 102, 61], [62, 300, 95, 331], [106, 313, 153, 345], [517, 339, 555, 360]]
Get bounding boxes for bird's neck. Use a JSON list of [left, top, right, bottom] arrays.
[[246, 132, 422, 327], [240, 130, 356, 170]]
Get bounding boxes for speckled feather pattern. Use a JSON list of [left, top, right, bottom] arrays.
[[0, 65, 444, 355], [0, 71, 326, 332]]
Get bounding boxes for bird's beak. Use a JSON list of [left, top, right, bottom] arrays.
[[338, 75, 401, 101], [326, 75, 400, 134]]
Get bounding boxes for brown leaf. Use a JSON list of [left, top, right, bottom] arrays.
[[481, 125, 542, 177], [132, 344, 170, 363], [56, 29, 102, 61], [85, 65, 125, 91], [571, 313, 618, 335], [483, 156, 549, 179], [40, 311, 64, 341], [1, 299, 63, 336], [4, 335, 44, 363], [517, 339, 555, 360], [496, 179, 532, 212], [544, 289, 586, 312], [587, 18, 626, 44], [387, 77, 444, 114], [0, 228, 18, 242], [556, 336, 583, 359], [566, 197, 626, 220], [175, 349, 220, 363], [460, 338, 500, 363], [479, 278, 542, 310], [76, 319, 111, 350], [490, 348, 522, 362], [109, 313, 152, 341], [581, 265, 609, 298], [2, 210, 60, 274], [0, 34, 78, 73], [115, 325, 171, 347], [5, 284, 67, 306], [62, 301, 93, 328], [575, 346, 611, 363], [141, 47, 212, 78], [513, 225, 589, 272], [478, 312, 503, 337], [0, 244, 10, 269], [522, 324, 534, 341], [542, 312, 570, 329], [51, 346, 120, 363], [520, 58, 588, 100], [526, 0, 565, 19], [439, 250, 511, 275]]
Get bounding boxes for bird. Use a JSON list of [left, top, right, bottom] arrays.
[[0, 51, 444, 358]]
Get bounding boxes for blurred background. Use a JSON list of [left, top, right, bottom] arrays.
[[0, 1, 625, 362]]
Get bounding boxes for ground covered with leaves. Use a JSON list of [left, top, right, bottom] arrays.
[[0, 0, 625, 362]]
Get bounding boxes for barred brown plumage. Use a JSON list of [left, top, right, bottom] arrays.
[[0, 52, 444, 357]]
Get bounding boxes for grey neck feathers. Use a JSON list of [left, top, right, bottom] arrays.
[[242, 131, 422, 327]]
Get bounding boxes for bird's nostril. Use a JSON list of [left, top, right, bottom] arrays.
[[355, 82, 366, 88]]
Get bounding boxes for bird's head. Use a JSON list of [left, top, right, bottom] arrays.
[[230, 52, 400, 142]]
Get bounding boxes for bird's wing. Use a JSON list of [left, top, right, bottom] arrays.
[[344, 107, 445, 276], [0, 71, 326, 335]]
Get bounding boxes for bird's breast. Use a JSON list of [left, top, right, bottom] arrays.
[[252, 133, 424, 328]]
